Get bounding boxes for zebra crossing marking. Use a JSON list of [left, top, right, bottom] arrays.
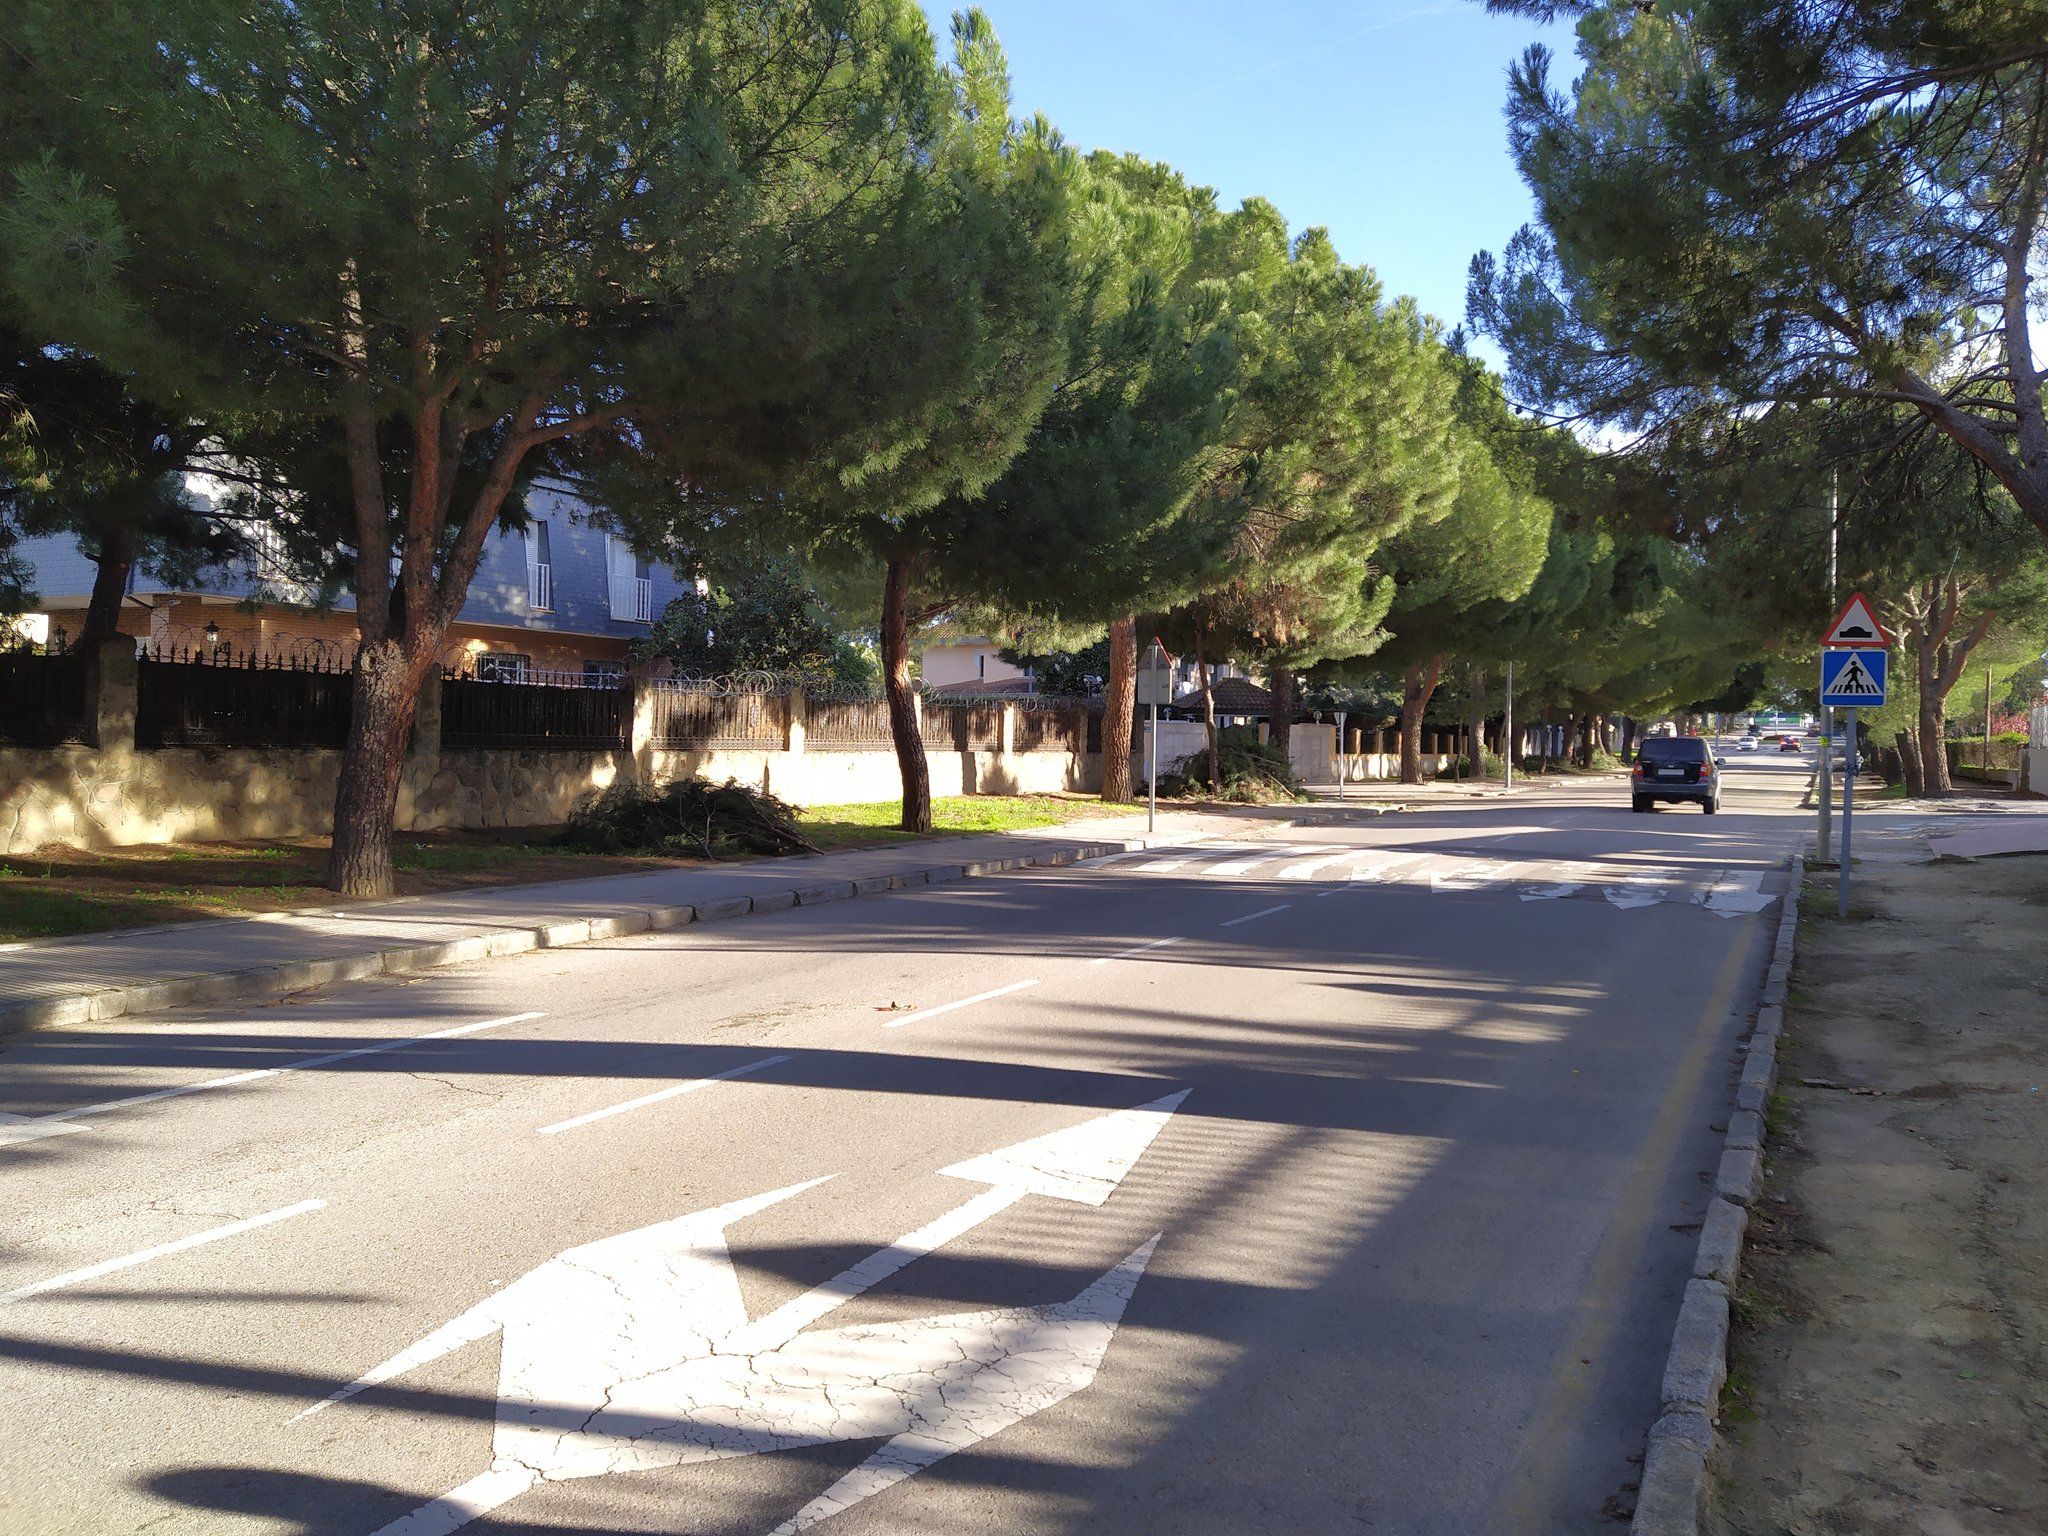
[[1107, 838, 1779, 917]]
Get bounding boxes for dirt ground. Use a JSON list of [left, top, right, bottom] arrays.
[[1710, 855, 2048, 1535]]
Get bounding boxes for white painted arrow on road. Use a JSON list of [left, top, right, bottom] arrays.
[[296, 1090, 1188, 1536]]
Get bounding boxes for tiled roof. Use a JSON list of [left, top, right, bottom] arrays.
[[1174, 676, 1275, 714], [924, 676, 1038, 696]]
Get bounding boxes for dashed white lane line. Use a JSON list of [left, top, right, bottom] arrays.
[[1087, 936, 1187, 967], [0, 1011, 545, 1147], [1219, 904, 1293, 928], [1207, 846, 1317, 877], [536, 1054, 793, 1136], [1, 1199, 326, 1304], [881, 979, 1041, 1030]]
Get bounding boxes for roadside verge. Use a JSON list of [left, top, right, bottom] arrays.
[[1629, 852, 1802, 1536]]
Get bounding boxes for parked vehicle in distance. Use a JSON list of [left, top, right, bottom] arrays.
[[1632, 735, 1720, 813]]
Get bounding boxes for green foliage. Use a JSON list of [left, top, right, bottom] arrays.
[[997, 637, 1109, 696], [644, 560, 875, 687], [1468, 0, 2048, 543], [560, 779, 818, 859]]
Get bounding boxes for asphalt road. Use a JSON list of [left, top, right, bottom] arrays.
[[0, 752, 1812, 1536]]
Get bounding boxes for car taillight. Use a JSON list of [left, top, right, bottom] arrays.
[[1700, 761, 1713, 776], [1632, 762, 1645, 777]]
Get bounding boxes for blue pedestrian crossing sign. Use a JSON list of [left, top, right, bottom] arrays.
[[1820, 647, 1888, 707]]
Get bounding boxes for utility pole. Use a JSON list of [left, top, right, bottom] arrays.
[[1986, 665, 1994, 774], [1818, 472, 1838, 860]]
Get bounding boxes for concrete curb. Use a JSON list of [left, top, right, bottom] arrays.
[[0, 822, 1294, 1037], [1630, 852, 1804, 1536]]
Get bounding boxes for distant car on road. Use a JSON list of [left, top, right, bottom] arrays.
[[1779, 735, 1801, 752], [1632, 735, 1720, 814], [1736, 736, 1758, 752]]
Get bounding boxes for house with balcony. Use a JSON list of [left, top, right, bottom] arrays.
[[9, 483, 691, 679]]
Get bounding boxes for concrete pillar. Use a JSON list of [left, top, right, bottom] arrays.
[[86, 636, 138, 752], [1000, 701, 1017, 756], [786, 687, 806, 754]]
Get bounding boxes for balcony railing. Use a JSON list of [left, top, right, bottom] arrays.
[[528, 562, 552, 612], [609, 574, 653, 623]]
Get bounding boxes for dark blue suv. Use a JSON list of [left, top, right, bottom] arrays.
[[1631, 736, 1720, 814]]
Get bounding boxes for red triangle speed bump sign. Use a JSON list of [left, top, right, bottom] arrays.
[[1821, 590, 1891, 649]]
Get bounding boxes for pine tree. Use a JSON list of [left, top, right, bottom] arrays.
[[2, 0, 959, 892]]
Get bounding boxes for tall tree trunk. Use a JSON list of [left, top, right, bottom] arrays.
[[1399, 655, 1441, 785], [881, 552, 931, 833], [1100, 616, 1136, 802], [1465, 667, 1488, 778], [1907, 574, 1996, 799], [80, 524, 136, 645], [329, 640, 438, 896], [1916, 631, 1953, 796], [1895, 729, 1925, 797], [1267, 667, 1295, 768]]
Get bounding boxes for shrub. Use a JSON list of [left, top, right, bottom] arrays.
[[1451, 750, 1507, 779], [561, 777, 819, 858], [1158, 725, 1305, 803]]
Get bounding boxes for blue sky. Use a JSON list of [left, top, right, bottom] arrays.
[[919, 1, 1572, 336]]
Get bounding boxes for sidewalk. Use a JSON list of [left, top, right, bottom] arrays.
[[1707, 845, 2048, 1534], [0, 807, 1303, 1036]]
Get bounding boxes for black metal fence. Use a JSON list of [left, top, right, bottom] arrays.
[[0, 644, 90, 747], [136, 648, 355, 749], [649, 682, 789, 750], [441, 670, 630, 751]]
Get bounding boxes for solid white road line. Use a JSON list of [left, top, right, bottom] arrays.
[[0, 1199, 326, 1304], [881, 979, 1040, 1030], [536, 1054, 791, 1136], [0, 1012, 545, 1147], [1087, 936, 1186, 966], [1219, 904, 1292, 928]]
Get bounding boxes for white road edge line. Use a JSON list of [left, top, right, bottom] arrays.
[[1087, 936, 1186, 967], [882, 979, 1039, 1029], [1219, 904, 1292, 928], [537, 1054, 792, 1136], [1, 1011, 546, 1142], [0, 1199, 326, 1304]]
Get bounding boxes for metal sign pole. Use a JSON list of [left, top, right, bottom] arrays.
[[1147, 700, 1157, 833], [1838, 707, 1856, 917], [1819, 474, 1838, 862], [1335, 710, 1347, 799]]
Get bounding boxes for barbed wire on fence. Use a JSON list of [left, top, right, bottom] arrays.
[[142, 628, 358, 672]]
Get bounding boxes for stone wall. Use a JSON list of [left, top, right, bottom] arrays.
[[0, 639, 1101, 853]]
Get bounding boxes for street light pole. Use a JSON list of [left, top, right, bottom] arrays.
[[1503, 660, 1515, 789]]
